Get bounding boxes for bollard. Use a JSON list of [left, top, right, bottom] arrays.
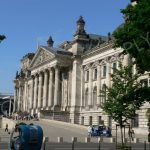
[[58, 137, 63, 143], [45, 137, 49, 142], [144, 141, 146, 150], [72, 140, 75, 150], [43, 137, 49, 150], [133, 138, 139, 143], [98, 137, 103, 143], [98, 140, 101, 150], [110, 137, 116, 143], [85, 137, 91, 143], [72, 137, 77, 142]]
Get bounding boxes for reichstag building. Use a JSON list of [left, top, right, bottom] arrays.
[[14, 15, 149, 131]]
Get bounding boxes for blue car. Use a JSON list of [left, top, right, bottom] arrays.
[[88, 125, 112, 137]]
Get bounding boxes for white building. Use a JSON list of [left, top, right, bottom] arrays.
[[14, 16, 150, 130]]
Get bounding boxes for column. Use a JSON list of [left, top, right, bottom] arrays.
[[43, 70, 48, 108], [38, 73, 42, 108], [81, 66, 84, 106], [33, 75, 38, 109], [23, 82, 27, 111], [123, 54, 129, 66], [30, 78, 34, 109], [97, 65, 101, 106], [18, 87, 21, 111], [13, 88, 17, 113], [106, 62, 111, 87], [88, 66, 92, 106], [48, 69, 54, 107], [54, 67, 60, 106]]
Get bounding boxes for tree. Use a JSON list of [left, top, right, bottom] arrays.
[[100, 63, 150, 146], [0, 35, 6, 43], [113, 0, 150, 73]]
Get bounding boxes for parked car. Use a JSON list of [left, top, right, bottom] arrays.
[[88, 125, 112, 137]]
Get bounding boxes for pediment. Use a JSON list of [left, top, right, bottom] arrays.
[[30, 47, 55, 68]]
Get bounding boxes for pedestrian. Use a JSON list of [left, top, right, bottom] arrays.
[[128, 127, 134, 141], [88, 125, 92, 136], [5, 123, 8, 132]]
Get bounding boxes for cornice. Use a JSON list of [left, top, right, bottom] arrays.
[[82, 41, 114, 59]]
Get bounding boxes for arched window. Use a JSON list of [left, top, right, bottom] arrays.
[[85, 88, 88, 107], [101, 84, 107, 104], [93, 68, 97, 80], [93, 86, 97, 106], [85, 70, 89, 82]]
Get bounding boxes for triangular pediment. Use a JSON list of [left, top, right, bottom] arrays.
[[30, 47, 55, 69]]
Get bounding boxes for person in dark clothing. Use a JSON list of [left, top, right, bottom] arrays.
[[5, 123, 8, 132]]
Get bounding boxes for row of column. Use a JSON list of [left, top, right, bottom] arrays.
[[82, 62, 111, 107], [30, 66, 60, 110]]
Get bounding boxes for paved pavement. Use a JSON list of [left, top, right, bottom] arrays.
[[44, 142, 150, 150]]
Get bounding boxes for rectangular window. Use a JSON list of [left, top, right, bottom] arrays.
[[84, 70, 89, 82], [87, 70, 89, 81], [103, 65, 107, 77], [131, 114, 139, 127], [89, 116, 92, 125], [93, 68, 97, 80], [112, 63, 117, 73], [98, 116, 102, 125], [81, 116, 84, 125]]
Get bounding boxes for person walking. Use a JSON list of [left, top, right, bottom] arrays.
[[5, 123, 8, 132]]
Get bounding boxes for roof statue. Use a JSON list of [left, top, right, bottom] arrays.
[[107, 32, 112, 43], [74, 16, 87, 36], [47, 36, 54, 47]]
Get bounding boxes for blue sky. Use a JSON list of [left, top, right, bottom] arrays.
[[0, 0, 130, 94]]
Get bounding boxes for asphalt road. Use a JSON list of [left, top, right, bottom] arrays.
[[0, 119, 148, 150]]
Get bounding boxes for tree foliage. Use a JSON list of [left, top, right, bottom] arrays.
[[113, 0, 150, 73], [100, 63, 150, 144], [0, 35, 6, 43]]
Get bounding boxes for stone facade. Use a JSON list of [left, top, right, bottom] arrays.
[[14, 16, 150, 130]]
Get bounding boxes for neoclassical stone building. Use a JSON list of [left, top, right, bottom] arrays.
[[14, 16, 150, 130]]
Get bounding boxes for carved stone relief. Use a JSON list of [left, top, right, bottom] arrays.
[[31, 49, 54, 68]]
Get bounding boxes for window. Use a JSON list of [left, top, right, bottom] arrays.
[[101, 84, 107, 104], [103, 65, 107, 77], [85, 88, 88, 107], [93, 86, 97, 106], [108, 116, 112, 128], [131, 114, 139, 127], [89, 116, 93, 125], [81, 116, 84, 125], [112, 62, 117, 73], [93, 68, 97, 80], [98, 116, 102, 125], [85, 70, 89, 82]]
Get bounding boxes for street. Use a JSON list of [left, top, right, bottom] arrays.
[[0, 119, 149, 150]]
